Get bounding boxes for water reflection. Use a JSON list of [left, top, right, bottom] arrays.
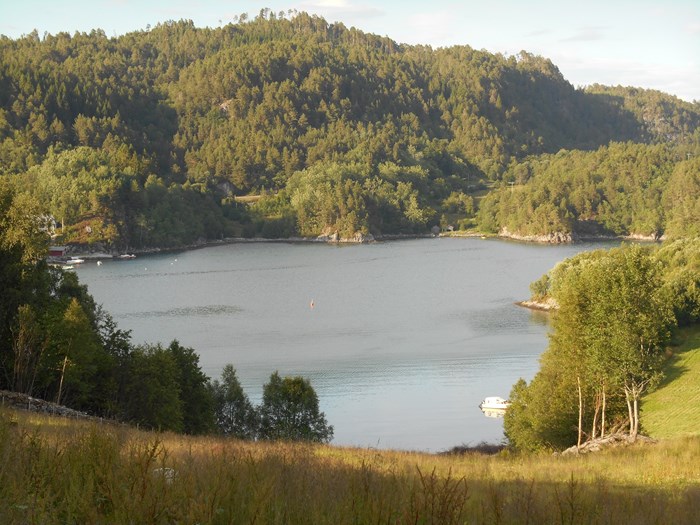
[[480, 408, 507, 419]]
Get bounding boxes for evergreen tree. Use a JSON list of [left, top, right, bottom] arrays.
[[211, 364, 257, 439]]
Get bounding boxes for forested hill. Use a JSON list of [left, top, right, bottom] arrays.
[[1, 11, 699, 248]]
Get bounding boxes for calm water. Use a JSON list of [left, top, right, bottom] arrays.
[[75, 237, 614, 451]]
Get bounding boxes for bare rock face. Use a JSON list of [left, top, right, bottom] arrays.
[[316, 230, 339, 243], [345, 232, 375, 243]]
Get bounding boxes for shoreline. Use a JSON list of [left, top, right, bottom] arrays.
[[515, 298, 558, 312], [64, 229, 653, 259]]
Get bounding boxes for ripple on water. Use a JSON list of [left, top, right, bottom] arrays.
[[121, 304, 242, 319]]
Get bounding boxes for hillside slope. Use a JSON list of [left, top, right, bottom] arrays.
[[1, 12, 699, 246], [642, 328, 700, 438]]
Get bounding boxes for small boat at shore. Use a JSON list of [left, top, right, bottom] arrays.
[[479, 396, 510, 410], [118, 254, 136, 259], [69, 257, 85, 264]]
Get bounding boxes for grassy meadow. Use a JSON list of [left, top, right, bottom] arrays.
[[1, 328, 698, 524], [642, 328, 700, 438], [1, 408, 699, 524]]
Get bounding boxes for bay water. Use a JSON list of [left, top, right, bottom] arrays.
[[75, 237, 614, 451]]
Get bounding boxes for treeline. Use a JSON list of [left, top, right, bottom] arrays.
[[506, 240, 700, 450], [479, 142, 700, 239], [0, 183, 332, 441], [1, 11, 698, 246]]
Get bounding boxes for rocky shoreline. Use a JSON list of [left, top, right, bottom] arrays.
[[515, 298, 558, 311], [498, 227, 662, 245], [61, 226, 661, 260]]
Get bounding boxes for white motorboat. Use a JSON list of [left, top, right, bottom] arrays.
[[479, 396, 510, 410]]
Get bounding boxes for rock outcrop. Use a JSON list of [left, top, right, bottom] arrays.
[[316, 229, 375, 243], [516, 297, 558, 311], [499, 228, 574, 244], [1, 390, 104, 422], [559, 433, 657, 456]]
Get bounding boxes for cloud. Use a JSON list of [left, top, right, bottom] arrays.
[[551, 53, 700, 103], [524, 28, 552, 38], [559, 26, 607, 43], [685, 21, 700, 35], [297, 0, 384, 20], [401, 10, 458, 47]]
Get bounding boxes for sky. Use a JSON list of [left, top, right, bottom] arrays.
[[2, 0, 699, 102]]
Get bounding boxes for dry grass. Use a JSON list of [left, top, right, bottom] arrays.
[[234, 195, 262, 203], [1, 409, 699, 524]]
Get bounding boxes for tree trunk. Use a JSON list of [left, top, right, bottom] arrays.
[[625, 386, 634, 437], [601, 387, 607, 438], [56, 355, 69, 405], [632, 394, 639, 441], [577, 376, 583, 448], [591, 390, 601, 440]]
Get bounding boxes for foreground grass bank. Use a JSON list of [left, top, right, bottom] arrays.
[[1, 410, 699, 524]]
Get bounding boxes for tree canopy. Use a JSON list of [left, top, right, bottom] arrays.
[[505, 243, 693, 451], [1, 13, 698, 247], [258, 371, 334, 443]]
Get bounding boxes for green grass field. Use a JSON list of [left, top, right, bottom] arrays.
[[641, 327, 700, 439]]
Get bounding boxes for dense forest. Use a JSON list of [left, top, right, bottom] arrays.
[[1, 10, 699, 248]]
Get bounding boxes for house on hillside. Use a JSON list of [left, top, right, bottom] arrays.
[[48, 246, 67, 258]]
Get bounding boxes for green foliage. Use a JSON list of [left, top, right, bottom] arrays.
[[120, 340, 217, 434], [528, 273, 550, 301], [167, 340, 215, 435], [477, 142, 689, 237], [1, 14, 698, 245], [49, 298, 116, 412], [0, 182, 49, 263], [210, 364, 257, 439], [656, 239, 700, 326], [507, 244, 677, 450], [258, 371, 333, 443], [663, 156, 700, 239], [123, 344, 184, 432]]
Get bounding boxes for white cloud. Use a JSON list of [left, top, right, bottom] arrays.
[[297, 0, 384, 20], [551, 52, 700, 102], [559, 26, 607, 43], [401, 10, 458, 47]]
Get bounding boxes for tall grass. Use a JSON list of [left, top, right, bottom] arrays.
[[1, 409, 699, 524]]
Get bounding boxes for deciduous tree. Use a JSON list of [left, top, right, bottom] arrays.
[[258, 372, 333, 443]]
